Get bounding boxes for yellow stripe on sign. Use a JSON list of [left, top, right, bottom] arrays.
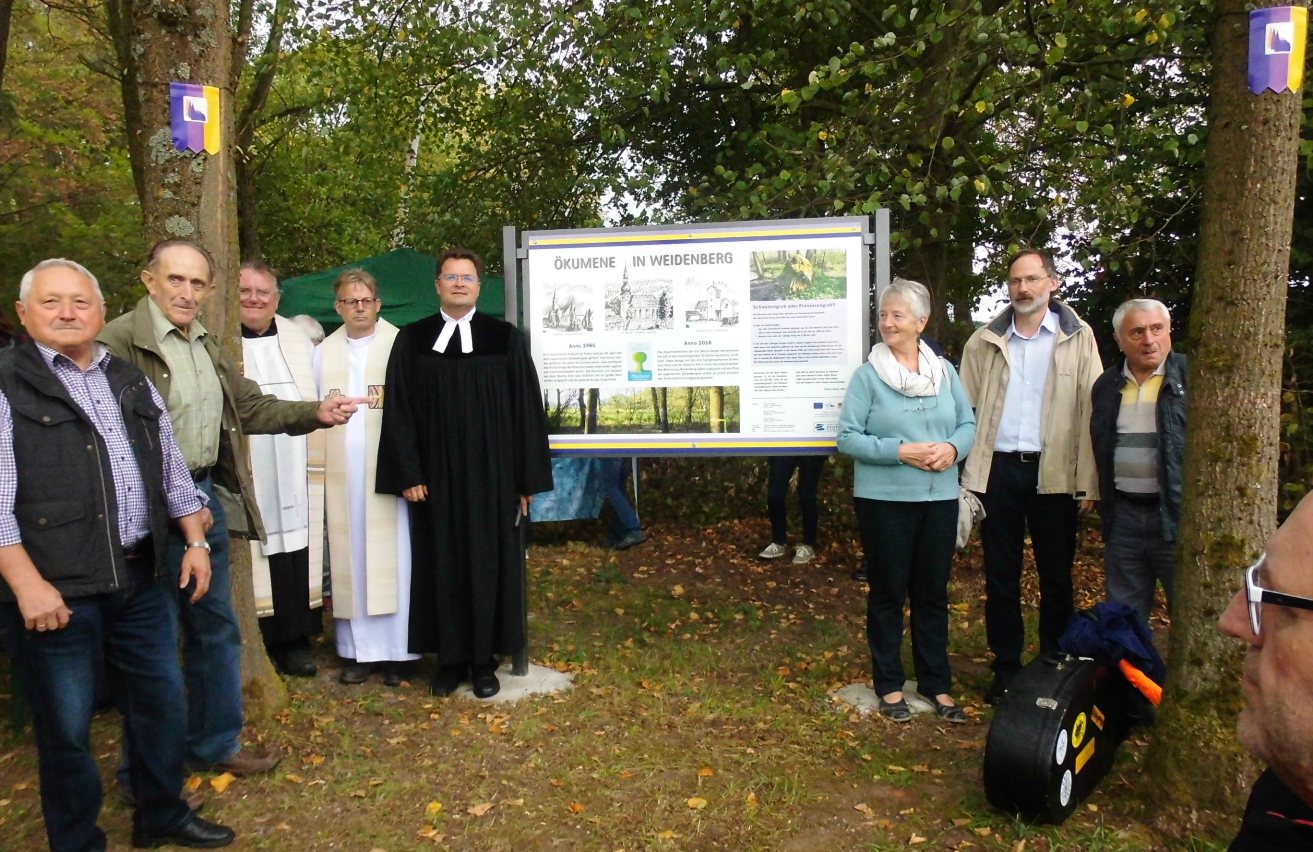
[[549, 440, 837, 451], [202, 85, 221, 154], [527, 225, 863, 247], [1074, 737, 1096, 774]]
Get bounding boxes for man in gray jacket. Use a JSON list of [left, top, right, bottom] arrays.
[[960, 249, 1101, 705]]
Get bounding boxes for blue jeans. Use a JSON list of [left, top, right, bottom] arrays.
[[3, 563, 191, 852], [121, 475, 243, 777], [1103, 498, 1176, 623], [600, 459, 641, 539]]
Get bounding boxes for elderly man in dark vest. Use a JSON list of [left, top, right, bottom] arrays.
[[0, 258, 234, 849]]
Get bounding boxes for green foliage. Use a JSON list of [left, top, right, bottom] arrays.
[[0, 2, 143, 312]]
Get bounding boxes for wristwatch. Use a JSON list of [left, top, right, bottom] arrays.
[[186, 541, 211, 552]]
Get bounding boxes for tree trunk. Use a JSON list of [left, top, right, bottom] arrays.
[[117, 0, 286, 717], [1143, 0, 1301, 829], [0, 0, 14, 97], [586, 388, 600, 433], [709, 386, 724, 433]]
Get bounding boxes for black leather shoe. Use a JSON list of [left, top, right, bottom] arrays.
[[471, 665, 500, 699], [984, 673, 1014, 706], [430, 664, 466, 697], [132, 814, 235, 848], [381, 663, 406, 687], [272, 646, 317, 678], [339, 661, 373, 685]]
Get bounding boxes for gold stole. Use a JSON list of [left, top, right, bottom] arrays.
[[320, 319, 400, 616], [249, 315, 326, 617]]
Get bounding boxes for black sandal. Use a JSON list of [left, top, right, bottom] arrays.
[[878, 695, 913, 723], [920, 692, 968, 724]]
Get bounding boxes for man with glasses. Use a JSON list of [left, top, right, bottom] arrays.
[[315, 268, 420, 687], [377, 248, 552, 699], [1220, 497, 1313, 848], [960, 248, 1101, 705], [1091, 299, 1186, 623], [99, 240, 361, 778], [237, 260, 326, 677]]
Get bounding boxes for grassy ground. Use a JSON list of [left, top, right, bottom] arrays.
[[1, 461, 1239, 850]]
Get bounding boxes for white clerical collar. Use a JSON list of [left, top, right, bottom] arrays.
[[433, 308, 476, 354]]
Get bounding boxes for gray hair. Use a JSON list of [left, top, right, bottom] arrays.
[[289, 314, 326, 344], [19, 258, 104, 304], [880, 277, 932, 323], [1112, 298, 1170, 334]]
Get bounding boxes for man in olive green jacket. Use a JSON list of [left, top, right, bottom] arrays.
[[99, 239, 360, 777]]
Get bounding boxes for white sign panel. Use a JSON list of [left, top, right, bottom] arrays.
[[522, 217, 873, 456]]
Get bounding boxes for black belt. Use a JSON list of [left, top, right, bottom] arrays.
[[122, 536, 154, 561], [996, 451, 1040, 463], [190, 467, 211, 483], [1115, 489, 1159, 506]]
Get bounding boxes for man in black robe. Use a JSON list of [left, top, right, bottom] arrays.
[[377, 247, 553, 699]]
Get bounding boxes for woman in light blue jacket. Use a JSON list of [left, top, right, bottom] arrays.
[[837, 278, 976, 724]]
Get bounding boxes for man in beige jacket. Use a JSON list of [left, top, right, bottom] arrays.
[[960, 249, 1101, 705]]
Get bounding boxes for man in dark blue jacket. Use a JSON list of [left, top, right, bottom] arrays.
[[1090, 298, 1186, 623]]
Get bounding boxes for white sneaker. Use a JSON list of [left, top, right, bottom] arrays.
[[759, 542, 787, 559], [792, 544, 815, 565]]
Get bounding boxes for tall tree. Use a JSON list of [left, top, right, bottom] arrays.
[[1144, 0, 1304, 828], [105, 0, 287, 715]]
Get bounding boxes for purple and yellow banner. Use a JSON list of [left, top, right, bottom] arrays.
[[1249, 6, 1308, 94], [169, 82, 220, 154]]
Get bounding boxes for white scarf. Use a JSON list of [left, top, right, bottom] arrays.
[[868, 339, 944, 397], [433, 308, 475, 354]]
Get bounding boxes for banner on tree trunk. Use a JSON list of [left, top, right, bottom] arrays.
[[170, 82, 220, 154], [1248, 6, 1307, 94]]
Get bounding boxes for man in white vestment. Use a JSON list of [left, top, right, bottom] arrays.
[[238, 261, 326, 677], [315, 268, 419, 686]]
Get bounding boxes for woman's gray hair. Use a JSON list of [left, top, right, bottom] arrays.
[[18, 259, 104, 303], [1112, 298, 1170, 334], [879, 277, 932, 322]]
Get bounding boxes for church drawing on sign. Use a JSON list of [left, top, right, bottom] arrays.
[[605, 264, 673, 332], [542, 285, 594, 333]]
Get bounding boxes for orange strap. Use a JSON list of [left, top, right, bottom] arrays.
[[1119, 659, 1162, 706]]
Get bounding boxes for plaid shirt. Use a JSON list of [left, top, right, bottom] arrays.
[[0, 343, 202, 549]]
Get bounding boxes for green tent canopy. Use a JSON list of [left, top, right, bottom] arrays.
[[279, 247, 505, 334]]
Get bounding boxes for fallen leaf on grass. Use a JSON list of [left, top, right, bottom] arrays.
[[854, 803, 874, 817], [568, 802, 586, 814], [886, 765, 906, 773], [671, 584, 685, 598], [657, 829, 679, 839], [910, 835, 927, 844], [467, 802, 494, 817], [506, 798, 524, 806], [952, 818, 971, 827], [697, 767, 714, 778], [386, 736, 406, 745], [899, 808, 916, 815], [305, 753, 325, 766], [183, 775, 202, 792], [745, 792, 758, 810], [350, 789, 367, 798], [416, 827, 445, 841], [973, 827, 992, 837], [687, 797, 707, 810], [209, 773, 234, 793], [284, 773, 304, 784]]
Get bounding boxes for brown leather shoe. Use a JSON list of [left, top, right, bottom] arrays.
[[211, 746, 280, 777]]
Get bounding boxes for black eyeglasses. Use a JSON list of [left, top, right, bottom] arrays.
[[337, 298, 378, 309], [1244, 555, 1313, 636]]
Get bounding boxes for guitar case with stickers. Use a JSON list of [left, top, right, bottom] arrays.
[[983, 653, 1140, 823]]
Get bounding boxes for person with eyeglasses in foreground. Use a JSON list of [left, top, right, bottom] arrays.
[[377, 248, 553, 700], [237, 261, 327, 678], [314, 268, 421, 687], [1220, 494, 1313, 849], [959, 249, 1102, 705], [99, 240, 363, 783]]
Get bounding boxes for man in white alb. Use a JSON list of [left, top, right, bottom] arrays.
[[238, 261, 326, 677], [315, 268, 419, 686]]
